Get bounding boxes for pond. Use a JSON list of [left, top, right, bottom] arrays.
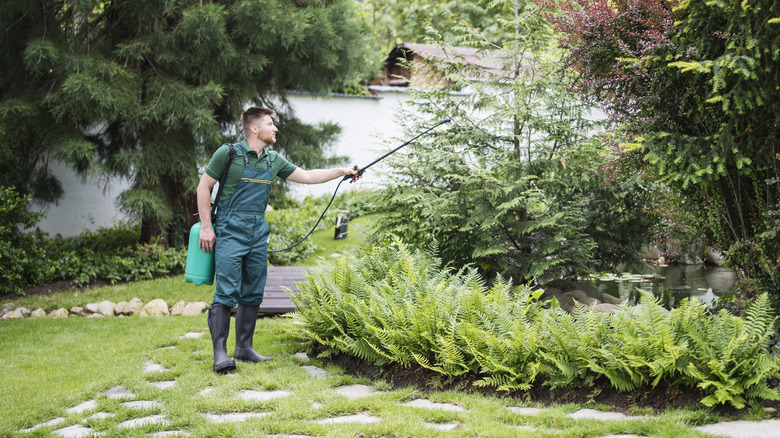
[[586, 264, 738, 309]]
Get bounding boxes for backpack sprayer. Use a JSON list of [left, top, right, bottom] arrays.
[[184, 118, 451, 285]]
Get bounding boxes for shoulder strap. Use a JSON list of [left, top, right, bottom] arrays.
[[210, 143, 238, 221]]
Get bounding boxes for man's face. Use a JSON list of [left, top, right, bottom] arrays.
[[252, 114, 278, 145]]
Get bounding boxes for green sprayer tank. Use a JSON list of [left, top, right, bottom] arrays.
[[185, 222, 215, 286]]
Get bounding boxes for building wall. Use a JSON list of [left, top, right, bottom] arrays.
[[30, 90, 412, 237]]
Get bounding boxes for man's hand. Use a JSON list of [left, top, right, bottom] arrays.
[[199, 225, 216, 253]]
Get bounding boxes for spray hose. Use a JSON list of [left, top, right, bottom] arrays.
[[268, 118, 450, 253]]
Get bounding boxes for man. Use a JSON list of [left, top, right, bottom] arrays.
[[196, 107, 358, 373]]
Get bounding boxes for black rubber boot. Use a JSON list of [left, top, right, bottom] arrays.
[[233, 304, 272, 362], [207, 304, 236, 373]]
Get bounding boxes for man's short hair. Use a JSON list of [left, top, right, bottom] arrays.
[[242, 107, 276, 134]]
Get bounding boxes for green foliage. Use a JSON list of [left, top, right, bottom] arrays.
[[294, 240, 780, 408], [551, 0, 780, 303], [373, 4, 660, 281], [1, 0, 381, 246], [0, 187, 50, 294]]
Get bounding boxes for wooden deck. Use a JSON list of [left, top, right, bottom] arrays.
[[257, 266, 311, 315]]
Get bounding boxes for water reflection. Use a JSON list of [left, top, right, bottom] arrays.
[[588, 265, 737, 309]]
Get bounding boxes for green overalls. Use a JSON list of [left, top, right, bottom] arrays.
[[213, 147, 272, 307]]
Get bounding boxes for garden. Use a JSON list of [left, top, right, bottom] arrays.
[[2, 0, 780, 436]]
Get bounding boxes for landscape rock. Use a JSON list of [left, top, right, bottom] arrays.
[[125, 298, 145, 315], [547, 279, 578, 292], [1, 310, 23, 320], [84, 303, 100, 314], [140, 299, 170, 317], [70, 306, 86, 316], [2, 303, 16, 311], [594, 303, 620, 314], [48, 308, 69, 318], [181, 302, 207, 316], [87, 313, 104, 318], [563, 290, 598, 306], [31, 308, 47, 318], [169, 301, 187, 316], [0, 308, 8, 317], [114, 301, 129, 315], [97, 300, 116, 316], [573, 282, 602, 299], [539, 287, 563, 302], [16, 307, 30, 317], [598, 293, 623, 305]]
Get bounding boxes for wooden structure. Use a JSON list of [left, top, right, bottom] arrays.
[[257, 266, 311, 315]]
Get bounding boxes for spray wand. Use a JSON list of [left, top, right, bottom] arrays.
[[269, 118, 451, 253]]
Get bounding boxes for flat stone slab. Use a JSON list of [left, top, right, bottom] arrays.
[[53, 425, 103, 437], [566, 409, 636, 421], [696, 420, 780, 438], [293, 352, 310, 362], [425, 422, 461, 431], [237, 390, 292, 402], [334, 384, 382, 399], [180, 332, 204, 339], [82, 412, 116, 422], [599, 435, 646, 438], [20, 417, 65, 432], [302, 365, 327, 379], [150, 381, 176, 390], [66, 400, 98, 415], [316, 413, 380, 424], [105, 386, 135, 400], [121, 400, 164, 410], [143, 362, 170, 373], [152, 431, 190, 437], [117, 414, 170, 429], [199, 387, 214, 396], [402, 399, 466, 412], [508, 406, 544, 416], [204, 412, 270, 424]]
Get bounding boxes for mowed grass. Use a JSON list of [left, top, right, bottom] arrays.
[[0, 307, 723, 438]]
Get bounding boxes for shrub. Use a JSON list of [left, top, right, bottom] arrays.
[[0, 187, 50, 295], [294, 239, 780, 408]]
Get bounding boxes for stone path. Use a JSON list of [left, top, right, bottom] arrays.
[[16, 333, 780, 438]]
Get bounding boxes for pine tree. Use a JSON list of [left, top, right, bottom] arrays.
[[1, 0, 379, 245]]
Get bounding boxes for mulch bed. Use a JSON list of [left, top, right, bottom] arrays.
[[325, 351, 780, 418]]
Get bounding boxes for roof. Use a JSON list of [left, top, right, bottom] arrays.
[[388, 42, 506, 78]]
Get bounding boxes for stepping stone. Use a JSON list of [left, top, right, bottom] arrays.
[[66, 400, 98, 415], [180, 332, 204, 339], [567, 409, 635, 421], [20, 417, 65, 432], [334, 384, 382, 400], [316, 413, 380, 424], [508, 406, 544, 416], [237, 390, 292, 402], [121, 400, 163, 410], [293, 352, 310, 362], [158, 346, 176, 350], [311, 402, 324, 409], [199, 387, 214, 396], [204, 412, 270, 424], [150, 381, 176, 390], [82, 412, 116, 422], [143, 362, 170, 373], [696, 419, 780, 438], [152, 432, 190, 437], [425, 422, 461, 431], [53, 425, 103, 437], [302, 365, 327, 379], [117, 414, 170, 429], [402, 399, 466, 412], [106, 386, 135, 400], [599, 435, 646, 438]]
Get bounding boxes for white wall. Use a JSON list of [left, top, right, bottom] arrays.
[[30, 90, 412, 237]]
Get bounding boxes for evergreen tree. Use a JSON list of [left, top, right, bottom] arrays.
[[1, 0, 379, 245]]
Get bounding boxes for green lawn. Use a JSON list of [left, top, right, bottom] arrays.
[[0, 306, 727, 437]]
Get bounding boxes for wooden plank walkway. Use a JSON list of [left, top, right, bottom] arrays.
[[257, 266, 312, 315]]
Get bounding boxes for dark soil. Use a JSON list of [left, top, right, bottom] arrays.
[[1, 280, 113, 302], [324, 351, 780, 418]]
